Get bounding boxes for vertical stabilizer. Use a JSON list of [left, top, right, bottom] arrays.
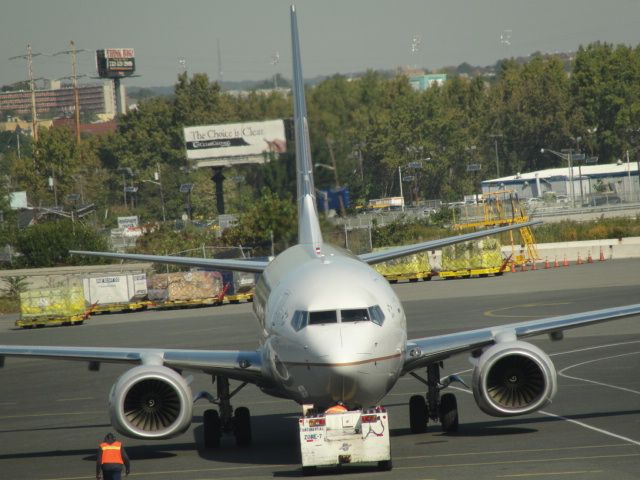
[[290, 5, 323, 252]]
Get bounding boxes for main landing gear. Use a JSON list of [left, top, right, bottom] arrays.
[[408, 363, 463, 434], [200, 376, 252, 447]]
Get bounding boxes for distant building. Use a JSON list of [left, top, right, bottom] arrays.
[[0, 81, 117, 121], [409, 74, 447, 91], [482, 163, 640, 204]]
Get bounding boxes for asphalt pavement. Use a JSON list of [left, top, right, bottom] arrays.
[[0, 258, 639, 480]]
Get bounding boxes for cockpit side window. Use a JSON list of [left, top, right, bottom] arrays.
[[369, 305, 385, 326], [341, 308, 370, 322], [308, 310, 338, 325], [291, 310, 308, 331]]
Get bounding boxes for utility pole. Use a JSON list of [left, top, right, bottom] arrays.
[[9, 45, 42, 142], [489, 134, 503, 178], [54, 41, 87, 143], [217, 38, 224, 84]]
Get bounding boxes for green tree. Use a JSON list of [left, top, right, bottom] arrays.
[[222, 188, 296, 253], [15, 220, 109, 267]]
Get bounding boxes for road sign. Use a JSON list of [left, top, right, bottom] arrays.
[[179, 183, 194, 193], [402, 175, 415, 182], [466, 164, 482, 172], [407, 161, 423, 169], [586, 156, 599, 164]]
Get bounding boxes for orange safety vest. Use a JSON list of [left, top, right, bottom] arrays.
[[325, 404, 347, 414], [100, 441, 124, 464]]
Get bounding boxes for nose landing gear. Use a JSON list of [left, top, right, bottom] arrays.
[[408, 362, 461, 433]]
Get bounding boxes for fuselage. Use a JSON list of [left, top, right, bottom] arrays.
[[252, 243, 407, 408]]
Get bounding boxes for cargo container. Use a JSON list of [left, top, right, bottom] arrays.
[[18, 285, 88, 327], [220, 270, 255, 296], [147, 271, 223, 304], [83, 273, 148, 307]]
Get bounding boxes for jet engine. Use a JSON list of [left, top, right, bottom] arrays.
[[109, 365, 193, 439], [472, 341, 557, 417]]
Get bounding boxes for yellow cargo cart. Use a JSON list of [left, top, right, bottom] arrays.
[[89, 300, 154, 314], [18, 285, 90, 329], [439, 266, 505, 279], [383, 271, 432, 283], [224, 292, 255, 304], [16, 312, 90, 329], [373, 252, 432, 284], [153, 297, 225, 309]]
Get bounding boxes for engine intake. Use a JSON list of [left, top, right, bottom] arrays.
[[109, 365, 193, 439], [472, 341, 557, 417]]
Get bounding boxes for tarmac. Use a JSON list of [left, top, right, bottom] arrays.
[[0, 258, 639, 479]]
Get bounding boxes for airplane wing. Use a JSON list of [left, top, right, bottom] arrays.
[[0, 345, 266, 384], [70, 250, 269, 273], [359, 220, 541, 265], [402, 303, 640, 374]]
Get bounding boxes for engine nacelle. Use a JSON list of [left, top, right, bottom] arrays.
[[109, 365, 193, 439], [472, 341, 557, 417]]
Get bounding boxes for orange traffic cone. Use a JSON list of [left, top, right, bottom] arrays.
[[577, 252, 583, 265], [531, 260, 537, 271], [599, 247, 605, 261], [563, 255, 569, 267], [554, 256, 559, 268], [521, 262, 527, 272], [511, 262, 516, 273], [544, 257, 550, 269], [587, 251, 593, 263]]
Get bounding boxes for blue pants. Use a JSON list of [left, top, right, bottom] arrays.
[[102, 467, 122, 480]]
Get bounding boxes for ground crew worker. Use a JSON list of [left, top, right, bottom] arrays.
[[96, 432, 130, 480]]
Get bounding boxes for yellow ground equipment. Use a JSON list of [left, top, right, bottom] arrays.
[[373, 251, 432, 283]]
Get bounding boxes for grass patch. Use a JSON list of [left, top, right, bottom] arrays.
[[0, 296, 20, 315]]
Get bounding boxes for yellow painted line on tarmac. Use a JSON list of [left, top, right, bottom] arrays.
[[484, 302, 571, 318], [43, 463, 292, 480], [397, 443, 630, 460], [394, 453, 640, 471], [0, 410, 103, 420], [497, 470, 603, 478]]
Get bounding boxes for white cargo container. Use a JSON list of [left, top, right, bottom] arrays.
[[83, 273, 148, 306], [298, 407, 391, 474]]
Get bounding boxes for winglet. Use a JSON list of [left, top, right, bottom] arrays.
[[290, 5, 323, 252]]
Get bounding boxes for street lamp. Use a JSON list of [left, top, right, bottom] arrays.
[[142, 179, 166, 222], [540, 148, 585, 208], [117, 167, 133, 207]]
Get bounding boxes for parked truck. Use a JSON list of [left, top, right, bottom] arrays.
[[298, 407, 392, 474]]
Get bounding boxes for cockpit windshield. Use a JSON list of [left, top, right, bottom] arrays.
[[341, 308, 369, 322], [291, 305, 385, 331]]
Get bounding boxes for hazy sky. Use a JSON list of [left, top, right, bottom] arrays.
[[2, 0, 640, 88]]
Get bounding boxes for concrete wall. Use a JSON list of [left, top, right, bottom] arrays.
[[425, 237, 640, 270], [0, 263, 153, 290]]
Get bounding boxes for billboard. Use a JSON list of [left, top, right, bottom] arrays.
[[96, 48, 136, 78], [183, 119, 286, 167]]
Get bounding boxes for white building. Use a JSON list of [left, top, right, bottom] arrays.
[[482, 162, 640, 204]]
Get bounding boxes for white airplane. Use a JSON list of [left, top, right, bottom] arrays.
[[2, 6, 639, 451]]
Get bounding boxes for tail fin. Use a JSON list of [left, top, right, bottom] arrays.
[[290, 5, 323, 252]]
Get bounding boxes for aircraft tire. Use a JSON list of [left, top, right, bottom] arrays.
[[439, 393, 459, 432], [203, 409, 221, 448], [234, 406, 252, 446], [378, 459, 393, 471], [409, 395, 427, 433]]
